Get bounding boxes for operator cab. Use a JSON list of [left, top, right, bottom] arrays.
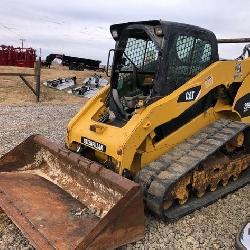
[[106, 20, 218, 123], [114, 28, 159, 108]]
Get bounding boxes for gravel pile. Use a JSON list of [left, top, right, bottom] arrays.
[[0, 103, 82, 155], [0, 103, 249, 249]]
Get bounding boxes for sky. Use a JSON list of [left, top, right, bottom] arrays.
[[1, 0, 250, 63]]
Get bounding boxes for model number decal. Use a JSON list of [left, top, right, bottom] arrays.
[[178, 86, 201, 103], [244, 102, 250, 113], [81, 137, 106, 152], [234, 93, 250, 118]]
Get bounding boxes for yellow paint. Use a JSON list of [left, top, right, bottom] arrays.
[[66, 58, 250, 175], [233, 74, 250, 123]]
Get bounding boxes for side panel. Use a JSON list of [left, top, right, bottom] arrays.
[[121, 60, 244, 170], [140, 108, 217, 167], [233, 74, 250, 123], [66, 59, 250, 174]]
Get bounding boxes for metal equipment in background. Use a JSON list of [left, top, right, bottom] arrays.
[[42, 53, 104, 71], [0, 57, 41, 102], [0, 45, 36, 68], [43, 76, 76, 90]]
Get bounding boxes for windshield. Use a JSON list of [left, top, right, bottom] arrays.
[[111, 28, 159, 115], [120, 37, 158, 72], [115, 29, 159, 96]]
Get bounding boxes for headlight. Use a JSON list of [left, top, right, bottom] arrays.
[[111, 30, 119, 39]]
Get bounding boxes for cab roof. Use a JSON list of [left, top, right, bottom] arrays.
[[110, 20, 216, 41]]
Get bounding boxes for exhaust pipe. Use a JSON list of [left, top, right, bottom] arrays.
[[217, 38, 250, 43]]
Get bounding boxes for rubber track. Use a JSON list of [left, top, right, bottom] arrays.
[[135, 119, 250, 221]]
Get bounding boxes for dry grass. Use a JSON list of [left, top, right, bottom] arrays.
[[0, 65, 107, 104]]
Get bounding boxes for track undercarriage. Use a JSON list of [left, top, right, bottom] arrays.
[[136, 119, 250, 220]]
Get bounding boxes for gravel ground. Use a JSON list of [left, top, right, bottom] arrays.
[[0, 103, 249, 249]]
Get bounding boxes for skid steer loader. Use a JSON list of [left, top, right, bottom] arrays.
[[1, 20, 250, 249]]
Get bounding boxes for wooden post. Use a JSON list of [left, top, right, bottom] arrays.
[[35, 57, 41, 102], [0, 59, 41, 102]]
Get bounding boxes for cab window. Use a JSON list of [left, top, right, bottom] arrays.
[[167, 34, 212, 88]]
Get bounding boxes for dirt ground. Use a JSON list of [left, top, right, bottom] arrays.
[[0, 64, 107, 104]]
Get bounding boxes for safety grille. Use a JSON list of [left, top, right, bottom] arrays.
[[167, 35, 212, 88], [176, 36, 195, 63], [121, 38, 158, 71]]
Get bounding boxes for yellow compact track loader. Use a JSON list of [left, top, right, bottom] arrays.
[[1, 20, 250, 249]]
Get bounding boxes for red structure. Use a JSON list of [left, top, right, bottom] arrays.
[[0, 45, 36, 68]]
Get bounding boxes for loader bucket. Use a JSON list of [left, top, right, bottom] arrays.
[[0, 135, 144, 249]]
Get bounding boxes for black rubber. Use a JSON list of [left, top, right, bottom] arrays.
[[164, 167, 250, 221], [136, 119, 250, 220]]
